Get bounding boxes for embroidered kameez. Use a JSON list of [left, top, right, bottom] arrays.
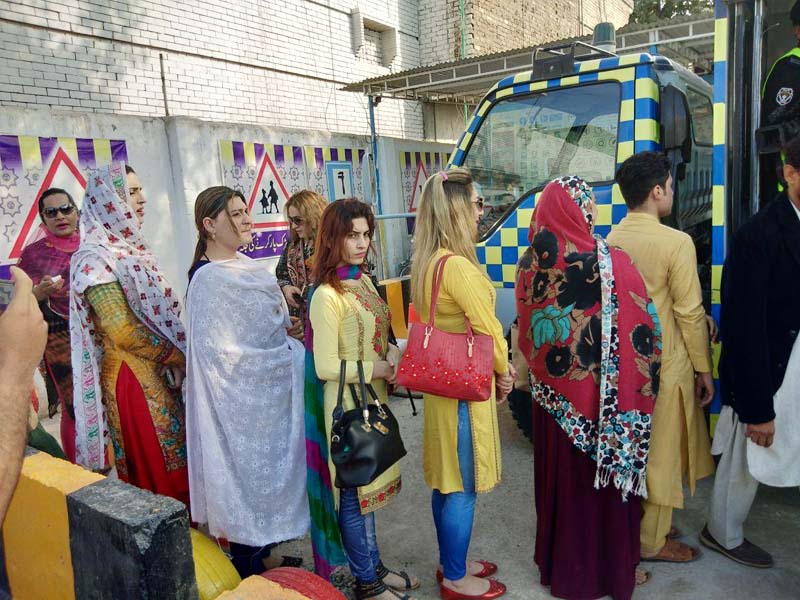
[[309, 277, 402, 512], [86, 281, 189, 503]]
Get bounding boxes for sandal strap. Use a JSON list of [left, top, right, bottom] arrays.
[[356, 579, 388, 599], [385, 589, 411, 600], [376, 562, 412, 589]]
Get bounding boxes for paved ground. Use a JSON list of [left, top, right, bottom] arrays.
[[40, 395, 800, 599]]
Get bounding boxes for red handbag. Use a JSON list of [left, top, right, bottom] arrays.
[[397, 254, 494, 401]]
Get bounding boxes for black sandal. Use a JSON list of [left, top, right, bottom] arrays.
[[355, 579, 389, 599], [376, 562, 420, 591]]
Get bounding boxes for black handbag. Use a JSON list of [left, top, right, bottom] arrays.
[[330, 360, 407, 488]]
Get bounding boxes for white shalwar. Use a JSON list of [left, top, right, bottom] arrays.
[[185, 255, 309, 546]]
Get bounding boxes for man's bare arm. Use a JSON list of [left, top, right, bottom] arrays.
[[0, 267, 47, 523]]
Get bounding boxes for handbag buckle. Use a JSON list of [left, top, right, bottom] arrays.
[[423, 326, 433, 349], [361, 408, 372, 432], [331, 434, 340, 443], [467, 336, 474, 358]]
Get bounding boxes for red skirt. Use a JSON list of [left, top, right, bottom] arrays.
[[116, 362, 190, 506], [533, 401, 640, 600]]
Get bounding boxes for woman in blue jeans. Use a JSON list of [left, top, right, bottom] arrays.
[[410, 169, 514, 600], [307, 199, 419, 600]]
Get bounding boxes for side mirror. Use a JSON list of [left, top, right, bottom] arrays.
[[661, 84, 693, 164]]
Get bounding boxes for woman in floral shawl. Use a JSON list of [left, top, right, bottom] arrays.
[[515, 176, 661, 600], [276, 190, 327, 340], [70, 163, 189, 504]]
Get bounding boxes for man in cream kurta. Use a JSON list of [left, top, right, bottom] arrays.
[[608, 151, 715, 562]]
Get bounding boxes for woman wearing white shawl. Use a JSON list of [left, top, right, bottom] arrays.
[[70, 163, 189, 504], [185, 187, 309, 577]]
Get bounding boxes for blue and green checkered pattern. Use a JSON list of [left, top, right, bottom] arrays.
[[450, 53, 664, 288]]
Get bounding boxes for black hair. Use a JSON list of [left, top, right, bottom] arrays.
[[792, 0, 800, 27], [615, 151, 672, 210], [782, 136, 800, 169], [125, 164, 135, 175], [38, 187, 76, 218]]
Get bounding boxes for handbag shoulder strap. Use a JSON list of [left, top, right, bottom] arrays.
[[336, 359, 347, 411], [427, 254, 452, 328], [426, 253, 475, 337]]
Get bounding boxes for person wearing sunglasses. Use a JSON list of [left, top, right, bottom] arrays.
[[16, 187, 81, 462], [276, 190, 328, 340]]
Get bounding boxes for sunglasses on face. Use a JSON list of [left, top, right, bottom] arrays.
[[473, 197, 485, 210], [289, 216, 305, 226], [43, 204, 76, 219]]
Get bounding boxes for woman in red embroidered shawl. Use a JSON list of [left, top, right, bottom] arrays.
[[17, 188, 81, 461], [515, 176, 661, 600]]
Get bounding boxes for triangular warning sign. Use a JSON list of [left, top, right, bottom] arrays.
[[408, 162, 428, 213], [247, 153, 291, 230], [9, 147, 86, 260]]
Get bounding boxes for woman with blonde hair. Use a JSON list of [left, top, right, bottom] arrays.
[[276, 190, 328, 339], [410, 167, 514, 600]]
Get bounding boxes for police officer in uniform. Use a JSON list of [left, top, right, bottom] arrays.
[[760, 1, 800, 196]]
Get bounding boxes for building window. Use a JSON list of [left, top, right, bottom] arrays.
[[351, 9, 397, 68], [362, 26, 384, 64]]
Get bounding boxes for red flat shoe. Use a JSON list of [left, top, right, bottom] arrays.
[[436, 560, 498, 583], [440, 579, 506, 600]]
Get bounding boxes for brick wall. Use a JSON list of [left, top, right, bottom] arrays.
[[418, 0, 472, 64], [419, 0, 633, 62], [472, 0, 634, 56], [0, 0, 424, 138]]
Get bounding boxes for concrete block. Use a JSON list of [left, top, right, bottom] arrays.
[[67, 479, 195, 599], [1, 450, 196, 600]]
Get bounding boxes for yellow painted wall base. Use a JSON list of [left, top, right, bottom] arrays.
[[3, 453, 103, 600]]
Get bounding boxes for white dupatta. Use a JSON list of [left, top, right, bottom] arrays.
[[185, 255, 309, 545]]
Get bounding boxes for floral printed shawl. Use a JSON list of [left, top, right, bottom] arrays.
[[69, 163, 187, 470], [515, 176, 661, 498]]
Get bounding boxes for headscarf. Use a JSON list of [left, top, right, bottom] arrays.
[[69, 162, 186, 470], [516, 176, 661, 498]]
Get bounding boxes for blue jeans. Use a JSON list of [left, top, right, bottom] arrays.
[[339, 486, 381, 583], [432, 401, 477, 581]]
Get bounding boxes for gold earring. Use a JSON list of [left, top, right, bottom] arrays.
[[211, 232, 216, 240]]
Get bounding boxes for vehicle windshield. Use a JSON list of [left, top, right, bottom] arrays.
[[463, 82, 621, 239]]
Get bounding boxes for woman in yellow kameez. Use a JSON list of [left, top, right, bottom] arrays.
[[308, 198, 419, 600], [70, 163, 188, 504], [410, 168, 514, 600]]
